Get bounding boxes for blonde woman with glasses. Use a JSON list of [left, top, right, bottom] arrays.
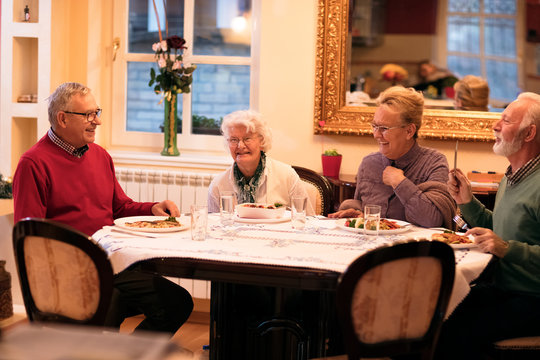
[[329, 86, 456, 228], [207, 109, 314, 215]]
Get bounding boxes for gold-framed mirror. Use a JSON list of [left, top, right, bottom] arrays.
[[313, 0, 499, 141]]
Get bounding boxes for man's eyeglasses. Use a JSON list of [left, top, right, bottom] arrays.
[[227, 136, 255, 146], [63, 108, 102, 123], [370, 123, 405, 134]]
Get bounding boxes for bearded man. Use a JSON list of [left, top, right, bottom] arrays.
[[434, 92, 540, 359]]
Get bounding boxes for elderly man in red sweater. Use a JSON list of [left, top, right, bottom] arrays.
[[13, 82, 193, 335]]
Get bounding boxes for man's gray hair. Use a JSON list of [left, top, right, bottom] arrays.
[[517, 92, 540, 143], [220, 110, 273, 152], [47, 82, 91, 127]]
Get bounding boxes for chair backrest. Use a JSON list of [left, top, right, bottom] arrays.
[[12, 218, 114, 326], [293, 166, 334, 216], [336, 240, 455, 360]]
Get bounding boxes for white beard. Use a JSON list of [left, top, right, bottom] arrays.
[[493, 132, 525, 157]]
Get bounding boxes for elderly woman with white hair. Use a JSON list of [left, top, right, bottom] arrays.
[[208, 110, 314, 215]]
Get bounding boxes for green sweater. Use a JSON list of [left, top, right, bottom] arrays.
[[460, 163, 540, 296]]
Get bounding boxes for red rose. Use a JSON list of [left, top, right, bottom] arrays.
[[167, 35, 186, 50]]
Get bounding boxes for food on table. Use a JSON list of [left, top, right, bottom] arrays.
[[240, 203, 282, 210], [432, 232, 473, 245], [125, 218, 181, 229], [236, 203, 286, 219], [344, 218, 402, 231]]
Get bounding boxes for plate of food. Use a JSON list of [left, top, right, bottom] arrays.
[[431, 232, 477, 249], [336, 218, 411, 235], [234, 210, 291, 224], [114, 216, 189, 233], [236, 203, 286, 219]]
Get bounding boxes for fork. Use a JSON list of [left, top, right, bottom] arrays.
[[453, 215, 470, 231]]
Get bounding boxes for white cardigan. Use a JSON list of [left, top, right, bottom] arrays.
[[207, 157, 315, 215]]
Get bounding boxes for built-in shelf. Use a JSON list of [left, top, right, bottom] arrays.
[[13, 0, 39, 23]]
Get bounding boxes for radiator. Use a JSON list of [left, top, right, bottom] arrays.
[[115, 167, 217, 300]]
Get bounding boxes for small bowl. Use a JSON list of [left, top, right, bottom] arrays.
[[236, 203, 286, 219]]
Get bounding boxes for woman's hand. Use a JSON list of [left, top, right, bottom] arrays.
[[448, 169, 473, 204], [328, 208, 363, 218], [382, 166, 406, 189], [152, 200, 180, 217]]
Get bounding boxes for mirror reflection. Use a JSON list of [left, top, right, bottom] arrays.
[[346, 0, 540, 111]]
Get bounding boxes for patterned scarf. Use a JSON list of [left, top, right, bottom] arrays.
[[234, 151, 266, 204]]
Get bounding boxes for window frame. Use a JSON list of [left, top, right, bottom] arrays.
[[111, 0, 259, 153], [437, 0, 525, 105]]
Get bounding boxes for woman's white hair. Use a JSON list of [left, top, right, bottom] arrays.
[[220, 110, 273, 152]]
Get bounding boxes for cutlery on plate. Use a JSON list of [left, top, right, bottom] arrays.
[[106, 226, 158, 238]]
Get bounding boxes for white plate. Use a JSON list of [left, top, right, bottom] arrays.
[[114, 216, 190, 233], [234, 211, 291, 224], [432, 233, 477, 249], [236, 203, 286, 219], [335, 218, 412, 235]]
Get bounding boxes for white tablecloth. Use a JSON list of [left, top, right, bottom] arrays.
[[93, 214, 492, 317]]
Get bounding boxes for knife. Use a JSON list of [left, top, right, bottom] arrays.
[[454, 140, 458, 172]]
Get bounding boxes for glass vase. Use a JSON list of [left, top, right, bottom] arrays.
[[161, 93, 180, 156]]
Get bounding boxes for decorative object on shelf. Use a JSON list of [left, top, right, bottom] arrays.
[[149, 0, 197, 156], [24, 5, 30, 22], [0, 260, 13, 320], [0, 175, 12, 199], [380, 63, 408, 86], [321, 149, 342, 179]]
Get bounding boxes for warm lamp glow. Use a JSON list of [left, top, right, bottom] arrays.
[[231, 16, 247, 32]]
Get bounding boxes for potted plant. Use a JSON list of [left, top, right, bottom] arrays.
[[321, 149, 342, 179]]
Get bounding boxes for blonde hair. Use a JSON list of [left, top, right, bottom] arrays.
[[454, 75, 490, 112], [376, 86, 424, 138], [220, 110, 273, 152], [48, 82, 91, 127]]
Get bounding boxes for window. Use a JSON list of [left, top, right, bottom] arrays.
[[443, 0, 522, 105], [112, 0, 255, 152]]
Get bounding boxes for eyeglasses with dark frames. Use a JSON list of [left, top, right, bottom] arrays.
[[63, 108, 102, 123]]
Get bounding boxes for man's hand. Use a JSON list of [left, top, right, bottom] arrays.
[[466, 227, 509, 258], [382, 166, 405, 189], [328, 208, 363, 218], [448, 169, 473, 204], [151, 200, 180, 217]]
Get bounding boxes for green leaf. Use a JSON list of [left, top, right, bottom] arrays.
[[154, 85, 161, 93], [148, 78, 154, 87], [150, 67, 156, 78]]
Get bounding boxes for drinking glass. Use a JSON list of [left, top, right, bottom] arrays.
[[220, 192, 235, 226], [291, 196, 307, 230], [364, 204, 381, 235], [190, 204, 208, 241]]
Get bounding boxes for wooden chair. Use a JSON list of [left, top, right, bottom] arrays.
[[492, 337, 540, 359], [293, 166, 335, 216], [335, 240, 455, 360], [12, 218, 114, 326]]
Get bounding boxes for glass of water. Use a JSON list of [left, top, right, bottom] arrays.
[[190, 204, 208, 241], [220, 191, 235, 226], [364, 204, 381, 236], [291, 196, 307, 230]]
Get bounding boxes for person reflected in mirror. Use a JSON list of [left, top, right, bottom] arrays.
[[436, 92, 540, 359], [453, 75, 490, 112], [13, 82, 193, 336], [413, 60, 458, 99], [208, 109, 314, 215], [328, 86, 456, 228]]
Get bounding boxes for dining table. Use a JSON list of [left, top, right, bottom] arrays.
[[93, 213, 493, 360]]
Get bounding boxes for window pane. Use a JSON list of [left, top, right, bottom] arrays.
[[485, 18, 516, 58], [128, 0, 185, 53], [126, 62, 183, 133], [484, 0, 515, 15], [447, 16, 480, 54], [486, 60, 518, 101], [193, 0, 251, 56], [447, 55, 482, 78], [192, 64, 250, 135], [448, 0, 479, 13]]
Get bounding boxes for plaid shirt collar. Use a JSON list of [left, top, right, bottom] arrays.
[[505, 153, 540, 186], [47, 128, 89, 158]]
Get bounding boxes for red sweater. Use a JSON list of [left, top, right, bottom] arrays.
[[13, 135, 155, 236]]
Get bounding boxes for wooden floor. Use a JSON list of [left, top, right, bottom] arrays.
[[120, 311, 210, 359]]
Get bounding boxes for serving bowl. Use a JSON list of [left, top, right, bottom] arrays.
[[236, 203, 286, 219]]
